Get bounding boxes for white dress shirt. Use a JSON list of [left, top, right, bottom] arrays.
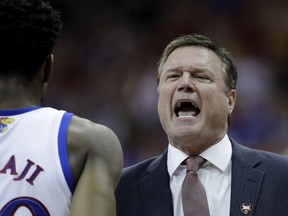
[[167, 134, 232, 216]]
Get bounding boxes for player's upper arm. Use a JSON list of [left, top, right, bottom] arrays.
[[67, 115, 123, 216]]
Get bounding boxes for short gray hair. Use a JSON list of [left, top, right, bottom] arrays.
[[157, 34, 237, 91]]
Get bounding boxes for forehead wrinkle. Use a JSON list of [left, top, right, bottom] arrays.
[[165, 65, 213, 75]]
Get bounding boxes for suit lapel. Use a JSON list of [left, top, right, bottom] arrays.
[[230, 141, 265, 216], [140, 150, 174, 216]]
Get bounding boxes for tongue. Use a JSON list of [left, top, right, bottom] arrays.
[[178, 111, 197, 117]]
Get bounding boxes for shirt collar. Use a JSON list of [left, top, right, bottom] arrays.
[[167, 134, 232, 177]]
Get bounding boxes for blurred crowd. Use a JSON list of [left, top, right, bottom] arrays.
[[46, 0, 288, 166]]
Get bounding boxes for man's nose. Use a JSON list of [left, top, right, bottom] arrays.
[[177, 76, 195, 92]]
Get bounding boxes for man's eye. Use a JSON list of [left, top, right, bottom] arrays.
[[196, 75, 209, 80], [196, 75, 206, 79], [167, 74, 180, 80]]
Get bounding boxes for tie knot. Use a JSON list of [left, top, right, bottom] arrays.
[[185, 156, 206, 173]]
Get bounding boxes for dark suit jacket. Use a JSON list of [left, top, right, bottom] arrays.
[[116, 140, 288, 216]]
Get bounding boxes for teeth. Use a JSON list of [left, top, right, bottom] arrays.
[[178, 111, 197, 117], [174, 100, 200, 118]]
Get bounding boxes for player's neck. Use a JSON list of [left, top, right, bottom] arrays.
[[0, 77, 41, 110]]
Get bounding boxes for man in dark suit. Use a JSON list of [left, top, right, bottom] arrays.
[[115, 34, 288, 216]]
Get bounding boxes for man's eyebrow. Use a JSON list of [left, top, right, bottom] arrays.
[[165, 67, 181, 73], [165, 66, 212, 74]]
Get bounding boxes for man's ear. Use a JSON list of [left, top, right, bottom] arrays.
[[43, 54, 54, 83], [228, 89, 237, 114]]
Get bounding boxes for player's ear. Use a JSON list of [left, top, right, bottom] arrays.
[[43, 54, 54, 83]]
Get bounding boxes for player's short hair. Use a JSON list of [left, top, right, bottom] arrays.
[[0, 0, 63, 80]]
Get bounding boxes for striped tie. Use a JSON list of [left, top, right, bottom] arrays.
[[182, 156, 210, 216]]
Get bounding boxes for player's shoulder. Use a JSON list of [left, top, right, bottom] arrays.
[[69, 115, 113, 135], [68, 115, 122, 156]]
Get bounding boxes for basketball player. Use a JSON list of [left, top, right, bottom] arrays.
[[0, 0, 123, 215]]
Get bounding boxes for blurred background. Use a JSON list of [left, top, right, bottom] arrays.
[[46, 0, 288, 166]]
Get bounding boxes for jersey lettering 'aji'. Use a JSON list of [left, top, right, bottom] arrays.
[[0, 155, 44, 185]]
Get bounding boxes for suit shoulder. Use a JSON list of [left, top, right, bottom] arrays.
[[243, 145, 288, 172], [232, 141, 288, 163], [256, 149, 288, 165], [122, 156, 160, 179], [232, 141, 288, 172]]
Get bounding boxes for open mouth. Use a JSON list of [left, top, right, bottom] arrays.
[[174, 100, 200, 118]]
